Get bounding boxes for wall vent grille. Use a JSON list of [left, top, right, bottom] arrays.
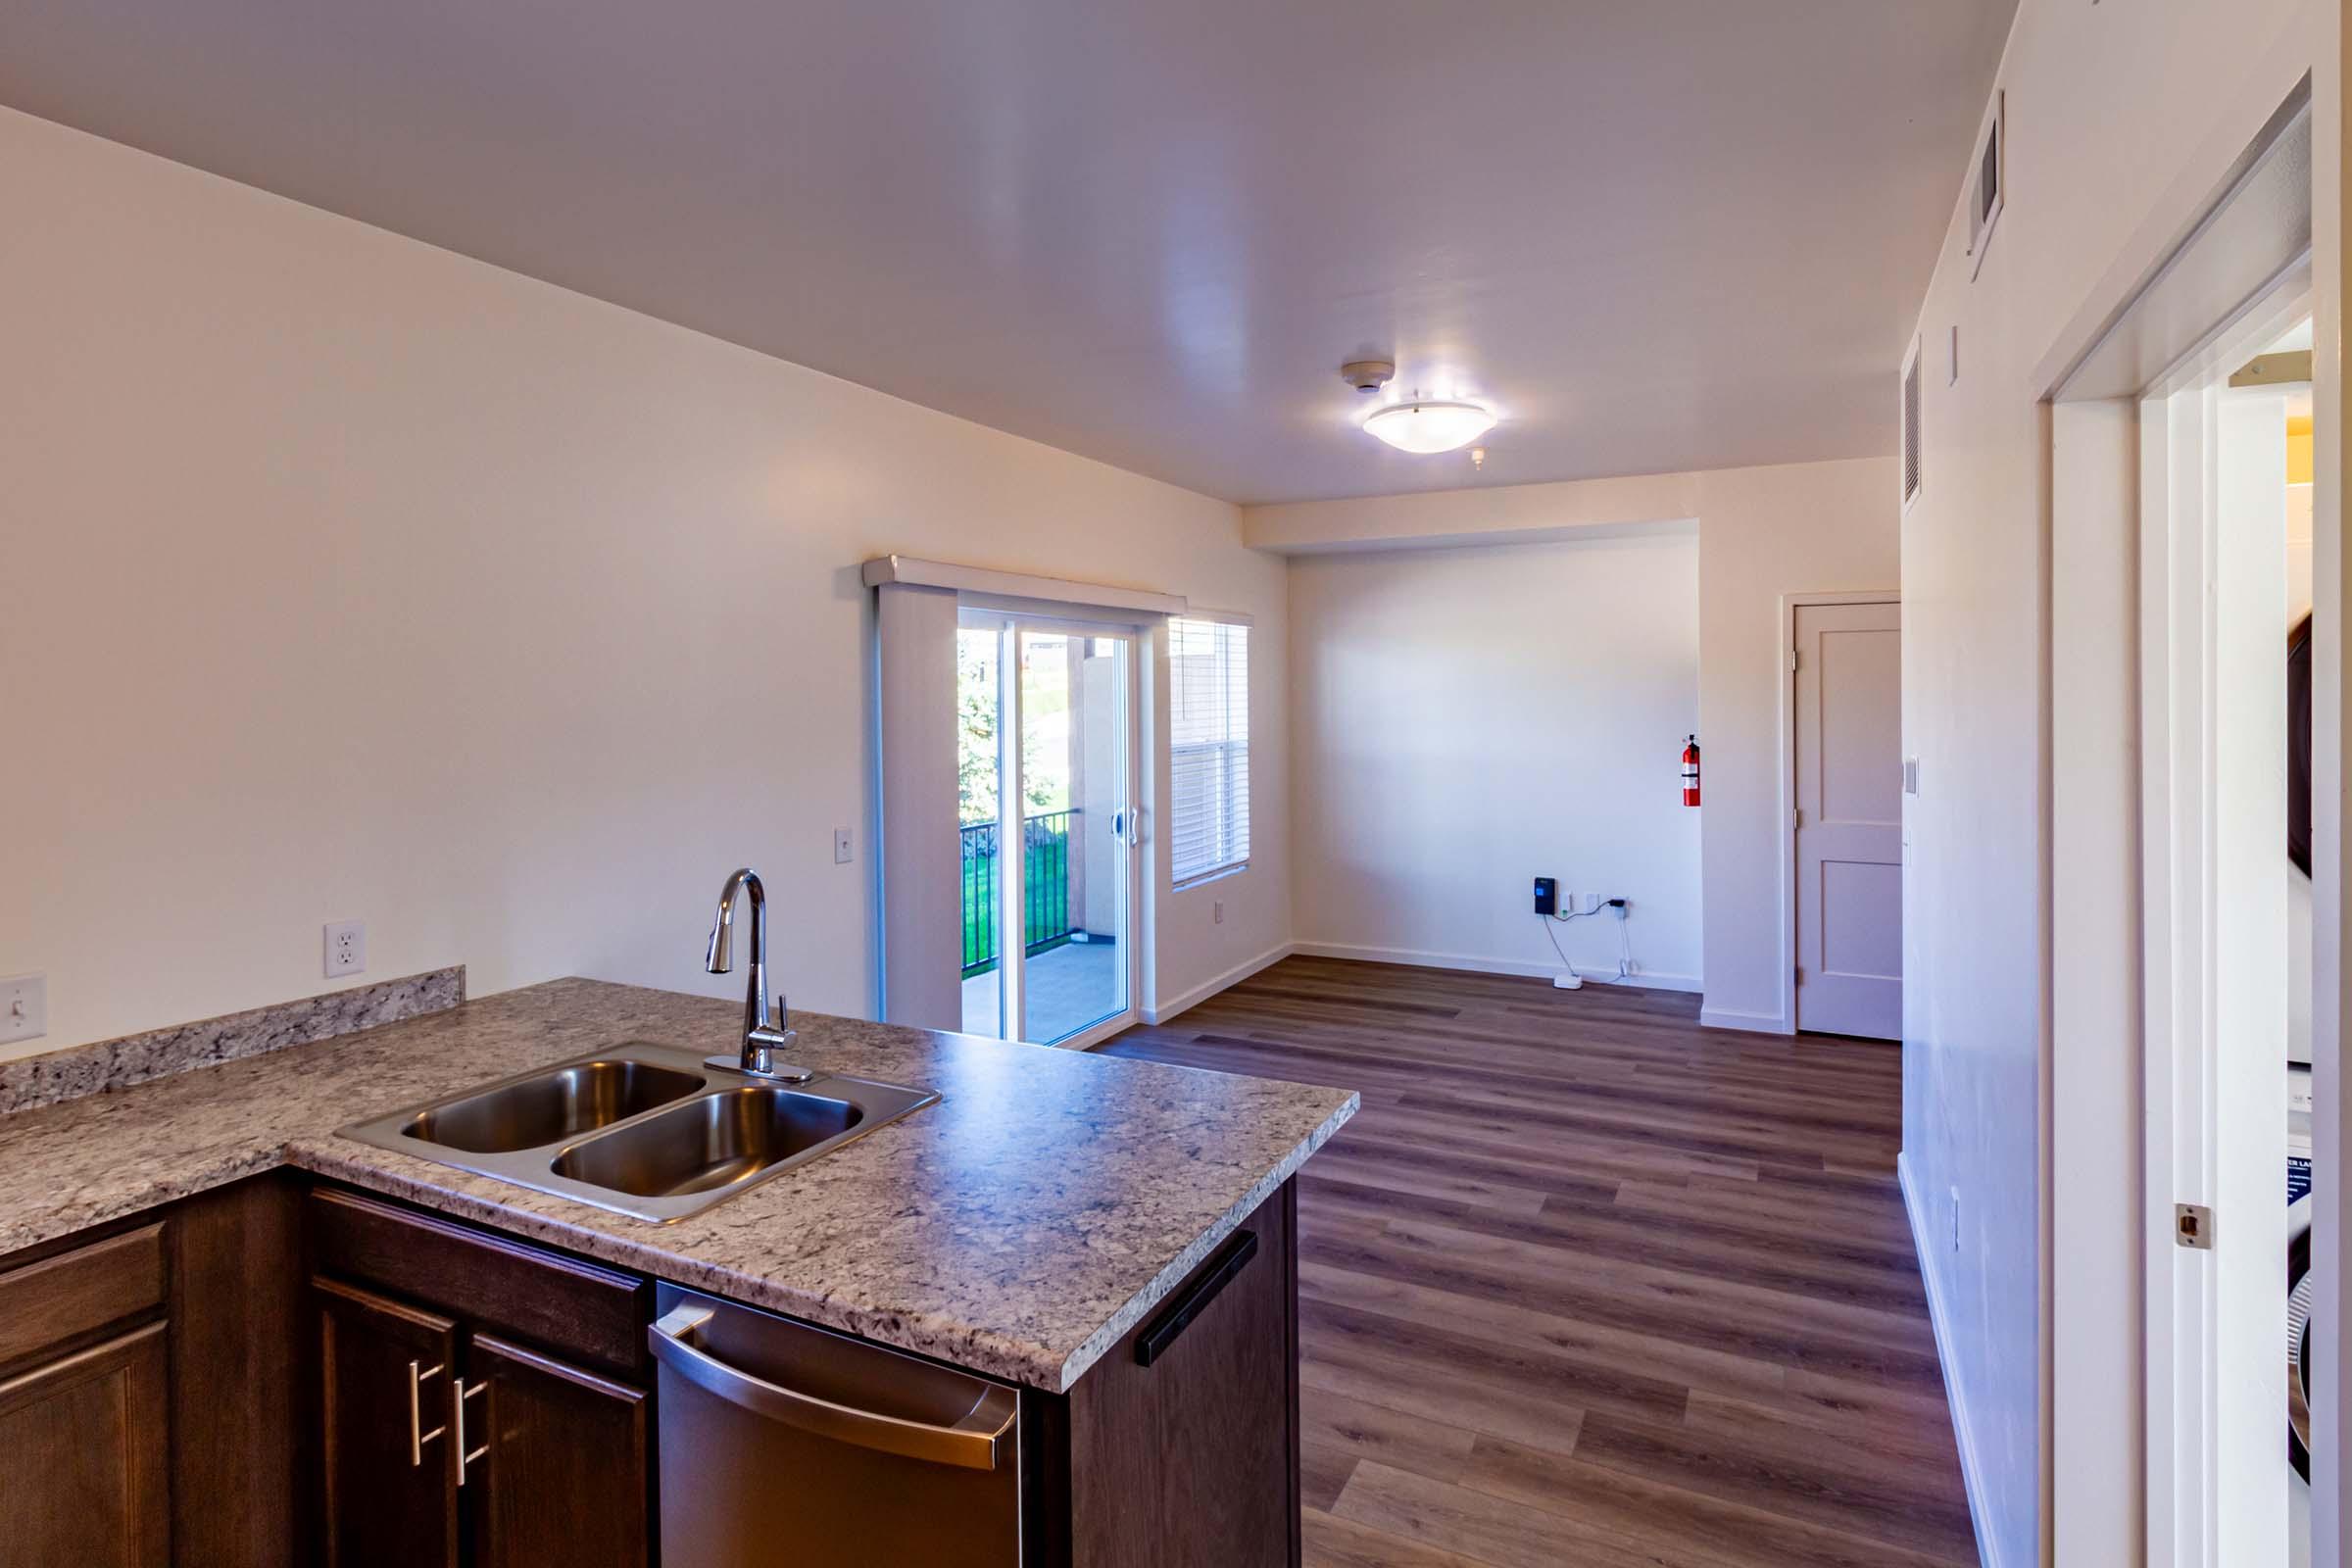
[[1967, 90, 2005, 279]]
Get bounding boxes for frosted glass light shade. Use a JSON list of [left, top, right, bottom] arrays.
[[1360, 398, 1497, 454]]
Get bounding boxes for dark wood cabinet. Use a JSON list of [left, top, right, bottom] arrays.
[[310, 1278, 650, 1568], [0, 1221, 173, 1568], [305, 1190, 654, 1568], [0, 1176, 305, 1568], [1064, 1182, 1299, 1568], [465, 1333, 648, 1568], [314, 1277, 463, 1568], [0, 1170, 1301, 1568], [0, 1320, 171, 1568], [169, 1177, 305, 1566]]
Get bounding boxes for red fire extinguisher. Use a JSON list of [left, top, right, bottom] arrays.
[[1681, 735, 1701, 807]]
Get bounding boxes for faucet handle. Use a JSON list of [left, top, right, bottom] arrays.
[[707, 1028, 812, 1084]]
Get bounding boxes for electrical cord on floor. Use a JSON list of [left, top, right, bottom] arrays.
[[1541, 900, 1635, 984]]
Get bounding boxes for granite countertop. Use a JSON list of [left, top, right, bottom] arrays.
[[0, 979, 1356, 1392]]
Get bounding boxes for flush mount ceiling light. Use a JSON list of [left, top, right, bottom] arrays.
[[1340, 359, 1497, 455], [1360, 396, 1497, 455]]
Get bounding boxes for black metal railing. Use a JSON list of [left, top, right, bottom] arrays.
[[960, 810, 1079, 977]]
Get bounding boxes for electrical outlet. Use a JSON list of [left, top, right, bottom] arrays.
[[1212, 900, 1225, 925], [323, 920, 367, 978], [833, 827, 854, 864], [0, 974, 46, 1046]]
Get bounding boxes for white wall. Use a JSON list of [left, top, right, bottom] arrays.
[[0, 106, 1292, 1059], [1287, 532, 1701, 986], [1900, 3, 2334, 1564], [1250, 456, 1897, 1025], [1690, 459, 1899, 1032]]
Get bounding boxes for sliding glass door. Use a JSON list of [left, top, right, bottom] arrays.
[[956, 611, 1139, 1046]]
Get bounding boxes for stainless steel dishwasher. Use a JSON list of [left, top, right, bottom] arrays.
[[649, 1283, 1024, 1566]]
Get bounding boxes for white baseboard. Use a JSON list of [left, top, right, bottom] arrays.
[[1898, 1152, 2000, 1568], [1143, 943, 1295, 1025], [1697, 1004, 1792, 1035], [1287, 941, 1700, 994]]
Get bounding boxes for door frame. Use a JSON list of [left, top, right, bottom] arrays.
[[2038, 67, 2329, 1566], [1779, 589, 1901, 1039], [2136, 294, 2307, 1568], [956, 604, 1148, 1050]]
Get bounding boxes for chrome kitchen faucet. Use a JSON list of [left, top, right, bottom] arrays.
[[704, 867, 812, 1082]]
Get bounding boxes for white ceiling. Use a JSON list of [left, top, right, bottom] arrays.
[[0, 0, 2016, 505]]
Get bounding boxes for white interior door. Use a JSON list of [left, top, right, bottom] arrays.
[[1793, 599, 1903, 1039]]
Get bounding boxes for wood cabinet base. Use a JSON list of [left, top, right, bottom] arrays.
[[0, 1171, 1302, 1568]]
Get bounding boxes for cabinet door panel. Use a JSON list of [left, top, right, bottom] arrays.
[[1068, 1186, 1298, 1567], [314, 1277, 460, 1568], [0, 1322, 170, 1568], [466, 1332, 649, 1568], [1148, 1200, 1293, 1566]]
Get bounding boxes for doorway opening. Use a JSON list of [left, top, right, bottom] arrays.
[[2045, 78, 2322, 1565]]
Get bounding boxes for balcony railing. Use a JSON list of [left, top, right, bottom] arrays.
[[960, 809, 1078, 977]]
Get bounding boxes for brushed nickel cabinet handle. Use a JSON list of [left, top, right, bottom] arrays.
[[408, 1360, 447, 1466], [456, 1379, 489, 1485]]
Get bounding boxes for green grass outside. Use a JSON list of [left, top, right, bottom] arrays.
[[960, 833, 1074, 974]]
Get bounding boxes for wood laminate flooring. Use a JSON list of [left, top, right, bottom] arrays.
[[1101, 956, 1978, 1568]]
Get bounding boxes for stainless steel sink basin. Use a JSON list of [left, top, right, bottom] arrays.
[[550, 1085, 862, 1198], [337, 1042, 938, 1222], [401, 1058, 707, 1153]]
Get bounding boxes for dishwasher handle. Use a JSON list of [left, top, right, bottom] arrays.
[[649, 1303, 1016, 1472]]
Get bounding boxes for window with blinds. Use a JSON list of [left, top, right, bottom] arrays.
[[1167, 616, 1250, 886]]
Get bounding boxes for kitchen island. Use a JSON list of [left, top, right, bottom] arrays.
[[0, 978, 1356, 1565]]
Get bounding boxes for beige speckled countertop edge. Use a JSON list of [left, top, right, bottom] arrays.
[[1045, 1099, 1353, 1387], [0, 979, 1358, 1394], [279, 1090, 1357, 1392]]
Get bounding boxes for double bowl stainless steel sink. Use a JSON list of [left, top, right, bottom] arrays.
[[337, 1043, 938, 1222]]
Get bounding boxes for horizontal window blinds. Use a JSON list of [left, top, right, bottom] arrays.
[[1167, 617, 1250, 885]]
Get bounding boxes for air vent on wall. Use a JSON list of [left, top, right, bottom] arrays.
[[1967, 91, 2004, 279], [1901, 335, 1923, 512]]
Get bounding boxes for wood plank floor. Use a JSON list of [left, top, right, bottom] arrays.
[[1101, 956, 1978, 1568]]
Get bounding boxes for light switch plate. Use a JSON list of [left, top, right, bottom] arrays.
[[833, 827, 854, 864], [0, 974, 47, 1046]]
